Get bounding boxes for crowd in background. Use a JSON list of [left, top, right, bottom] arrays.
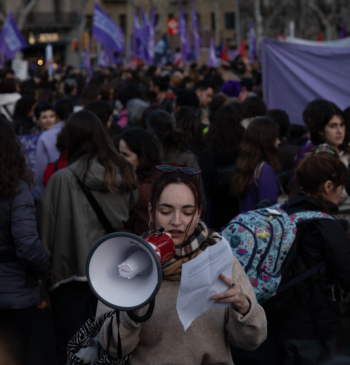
[[2, 56, 350, 365]]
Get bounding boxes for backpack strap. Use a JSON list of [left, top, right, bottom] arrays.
[[76, 177, 116, 234], [253, 162, 265, 186]]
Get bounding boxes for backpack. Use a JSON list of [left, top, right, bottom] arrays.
[[221, 204, 334, 304]]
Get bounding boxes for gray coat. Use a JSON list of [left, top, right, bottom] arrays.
[[0, 180, 50, 309]]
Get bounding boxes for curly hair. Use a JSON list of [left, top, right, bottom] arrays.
[[0, 117, 34, 200]]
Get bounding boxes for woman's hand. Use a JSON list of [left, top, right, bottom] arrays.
[[37, 298, 51, 310], [210, 273, 250, 315]]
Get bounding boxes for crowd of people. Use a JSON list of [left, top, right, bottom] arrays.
[[1, 57, 350, 365]]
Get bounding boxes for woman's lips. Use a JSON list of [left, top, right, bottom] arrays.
[[168, 230, 183, 238]]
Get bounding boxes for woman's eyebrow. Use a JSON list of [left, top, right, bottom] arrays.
[[157, 203, 196, 209], [183, 205, 196, 209]]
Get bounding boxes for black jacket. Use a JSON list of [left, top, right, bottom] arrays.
[[0, 180, 50, 309], [268, 194, 350, 340]]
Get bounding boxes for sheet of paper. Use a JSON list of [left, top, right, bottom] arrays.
[[176, 237, 233, 331]]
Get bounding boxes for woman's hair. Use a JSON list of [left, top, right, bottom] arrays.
[[147, 109, 187, 155], [206, 104, 244, 152], [175, 107, 208, 152], [13, 95, 37, 119], [309, 101, 349, 152], [66, 110, 137, 193], [302, 99, 326, 130], [0, 116, 34, 199], [79, 85, 99, 106], [240, 96, 267, 120], [295, 146, 349, 208], [118, 129, 163, 182], [231, 117, 280, 197], [149, 169, 202, 243]]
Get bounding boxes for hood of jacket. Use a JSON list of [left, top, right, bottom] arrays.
[[0, 93, 21, 106], [68, 157, 123, 192]]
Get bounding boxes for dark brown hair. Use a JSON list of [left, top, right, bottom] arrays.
[[149, 169, 202, 246], [66, 110, 137, 193], [231, 117, 280, 197], [295, 146, 348, 206], [0, 117, 34, 199]]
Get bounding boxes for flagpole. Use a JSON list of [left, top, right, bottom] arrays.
[[235, 0, 241, 49]]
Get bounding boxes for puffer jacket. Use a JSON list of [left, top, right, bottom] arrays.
[[0, 180, 50, 309]]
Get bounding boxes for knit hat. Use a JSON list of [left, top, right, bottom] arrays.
[[221, 80, 242, 98]]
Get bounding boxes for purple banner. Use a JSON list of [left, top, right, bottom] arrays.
[[93, 3, 125, 54], [0, 13, 27, 60], [18, 132, 43, 172], [191, 0, 201, 61], [261, 38, 350, 125]]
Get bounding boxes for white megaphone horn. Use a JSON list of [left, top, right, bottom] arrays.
[[86, 228, 175, 320]]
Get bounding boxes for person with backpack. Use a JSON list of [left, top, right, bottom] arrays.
[[231, 117, 281, 213], [225, 144, 350, 365], [0, 117, 50, 365], [93, 166, 267, 365], [36, 110, 138, 365]]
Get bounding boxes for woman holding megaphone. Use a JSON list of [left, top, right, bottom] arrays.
[[95, 166, 267, 364]]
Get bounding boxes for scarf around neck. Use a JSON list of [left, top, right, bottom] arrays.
[[162, 220, 222, 281]]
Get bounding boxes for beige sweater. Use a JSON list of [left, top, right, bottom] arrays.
[[96, 254, 267, 365]]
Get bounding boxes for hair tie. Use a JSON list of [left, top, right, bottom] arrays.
[[316, 143, 335, 155]]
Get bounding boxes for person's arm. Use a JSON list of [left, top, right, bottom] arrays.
[[258, 165, 280, 204], [226, 257, 267, 350], [33, 137, 49, 200], [11, 180, 50, 278], [96, 301, 149, 358]]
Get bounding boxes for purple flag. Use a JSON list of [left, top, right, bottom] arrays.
[[339, 24, 347, 39], [191, 0, 201, 61], [141, 8, 156, 65], [179, 5, 191, 64], [0, 13, 27, 60], [261, 37, 350, 125], [93, 3, 125, 54], [148, 5, 156, 64], [208, 37, 218, 67], [98, 46, 111, 67], [131, 11, 143, 59], [249, 19, 258, 63]]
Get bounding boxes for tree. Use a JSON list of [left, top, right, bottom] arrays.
[[0, 0, 39, 30]]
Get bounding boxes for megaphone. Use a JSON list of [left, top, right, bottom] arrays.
[[86, 228, 175, 315]]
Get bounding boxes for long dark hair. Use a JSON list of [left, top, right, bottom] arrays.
[[231, 117, 280, 197], [66, 110, 137, 193], [0, 117, 34, 199], [309, 101, 349, 152], [206, 104, 244, 152], [175, 107, 209, 152], [118, 129, 163, 182]]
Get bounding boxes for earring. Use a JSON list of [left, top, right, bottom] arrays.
[[196, 221, 199, 228], [148, 221, 153, 231]]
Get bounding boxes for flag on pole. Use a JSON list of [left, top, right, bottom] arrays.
[[208, 37, 218, 68], [248, 19, 257, 63], [98, 46, 111, 67], [45, 43, 54, 76], [179, 4, 191, 64], [148, 5, 156, 64], [191, 0, 201, 61], [0, 13, 27, 60], [141, 8, 151, 64], [131, 11, 143, 59], [93, 3, 125, 54], [154, 34, 172, 65]]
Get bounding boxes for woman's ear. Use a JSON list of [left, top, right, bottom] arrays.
[[148, 203, 153, 223], [323, 180, 334, 195]]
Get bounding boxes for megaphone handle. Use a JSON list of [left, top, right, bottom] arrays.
[[106, 310, 123, 359], [126, 299, 155, 323]]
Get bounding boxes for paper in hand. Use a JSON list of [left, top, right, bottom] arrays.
[[176, 237, 233, 331]]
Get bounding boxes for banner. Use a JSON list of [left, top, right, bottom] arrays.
[[45, 43, 54, 76], [191, 0, 201, 61], [286, 36, 350, 47], [0, 13, 27, 60], [12, 59, 28, 80], [261, 38, 350, 125], [18, 132, 43, 172], [93, 3, 125, 54]]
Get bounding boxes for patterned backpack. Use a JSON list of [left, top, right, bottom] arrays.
[[221, 204, 334, 304]]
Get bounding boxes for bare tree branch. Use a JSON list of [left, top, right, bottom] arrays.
[[308, 1, 333, 40], [156, 0, 169, 32], [17, 0, 38, 30], [254, 0, 263, 42], [265, 2, 284, 33]]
